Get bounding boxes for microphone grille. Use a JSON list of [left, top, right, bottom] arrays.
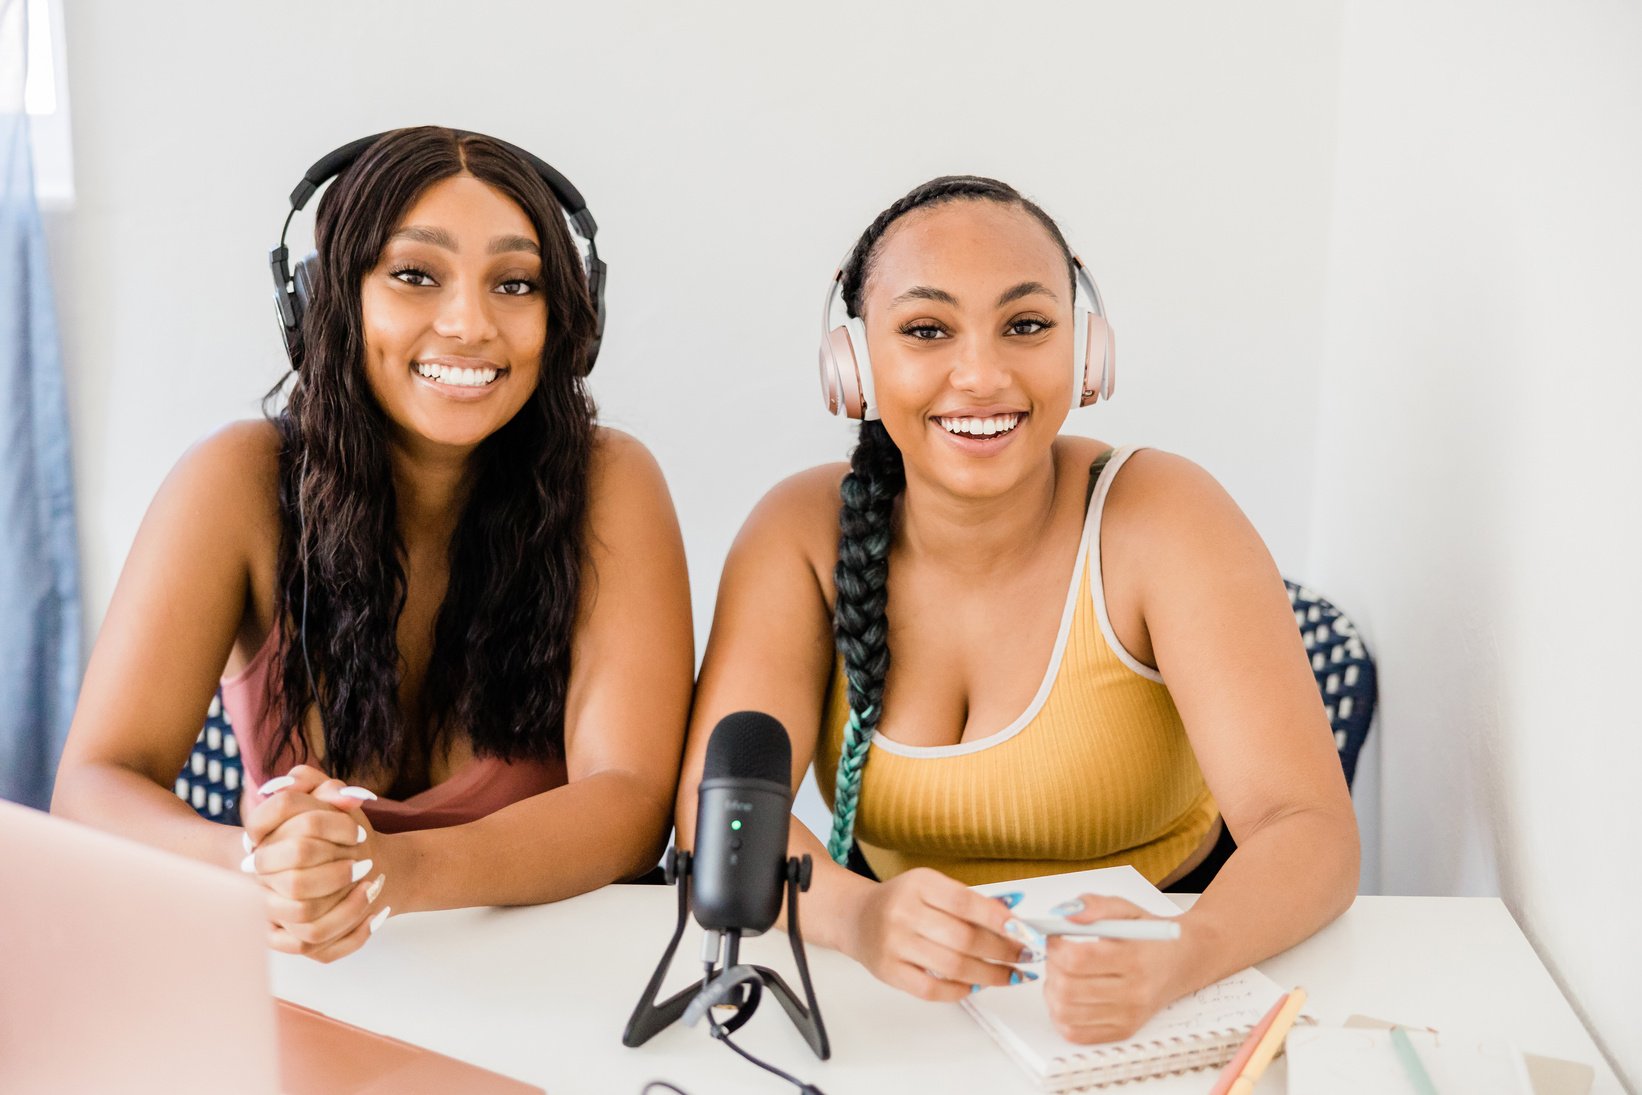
[[703, 711, 792, 784]]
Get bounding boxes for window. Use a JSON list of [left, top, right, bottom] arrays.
[[2, 0, 73, 206]]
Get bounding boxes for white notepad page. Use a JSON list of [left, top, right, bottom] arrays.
[[964, 867, 1298, 1090]]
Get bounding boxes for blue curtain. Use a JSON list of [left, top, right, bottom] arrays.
[[1, 0, 82, 808]]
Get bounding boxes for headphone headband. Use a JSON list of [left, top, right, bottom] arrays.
[[270, 129, 606, 372]]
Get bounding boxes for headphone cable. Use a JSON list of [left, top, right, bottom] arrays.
[[297, 447, 320, 717]]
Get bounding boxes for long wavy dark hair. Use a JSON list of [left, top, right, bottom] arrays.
[[826, 176, 1078, 865], [263, 127, 599, 787]]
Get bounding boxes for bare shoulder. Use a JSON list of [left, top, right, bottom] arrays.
[[582, 428, 685, 569], [735, 462, 851, 586], [589, 425, 661, 481], [749, 462, 849, 531], [586, 427, 676, 514], [181, 417, 281, 476], [1104, 448, 1246, 532], [1103, 448, 1275, 599], [163, 419, 282, 541]]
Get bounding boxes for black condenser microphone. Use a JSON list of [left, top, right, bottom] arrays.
[[625, 709, 829, 1068], [691, 711, 794, 936]]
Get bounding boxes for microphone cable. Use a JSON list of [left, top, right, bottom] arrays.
[[638, 962, 826, 1095], [707, 1014, 826, 1095]]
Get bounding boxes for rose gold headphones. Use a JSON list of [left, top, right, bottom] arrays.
[[818, 253, 1116, 421]]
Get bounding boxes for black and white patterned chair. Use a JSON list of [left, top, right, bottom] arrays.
[[1286, 580, 1376, 791], [175, 689, 245, 823]]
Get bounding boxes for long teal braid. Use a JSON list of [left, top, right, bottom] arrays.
[[822, 175, 1081, 867], [827, 419, 902, 864]]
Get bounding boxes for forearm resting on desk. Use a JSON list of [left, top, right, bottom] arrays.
[[52, 760, 247, 870], [1168, 806, 1359, 1002], [390, 768, 673, 914]]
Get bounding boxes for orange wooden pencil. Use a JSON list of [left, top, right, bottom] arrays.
[[1205, 990, 1292, 1095], [1227, 988, 1308, 1095]]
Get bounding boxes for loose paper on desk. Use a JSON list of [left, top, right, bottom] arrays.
[[1287, 1025, 1535, 1095], [966, 867, 1312, 1092], [1326, 1015, 1595, 1095]]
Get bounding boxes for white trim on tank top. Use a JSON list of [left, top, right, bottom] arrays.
[[1088, 446, 1166, 684], [870, 445, 1161, 760]]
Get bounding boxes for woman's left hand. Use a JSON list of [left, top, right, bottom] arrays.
[[1041, 894, 1189, 1044]]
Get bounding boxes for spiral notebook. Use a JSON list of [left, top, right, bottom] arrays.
[[965, 867, 1310, 1091]]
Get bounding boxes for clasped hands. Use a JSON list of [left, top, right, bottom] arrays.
[[847, 867, 1187, 1044], [238, 764, 395, 963]]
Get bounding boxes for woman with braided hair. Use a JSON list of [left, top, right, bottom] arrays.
[[677, 175, 1358, 1044]]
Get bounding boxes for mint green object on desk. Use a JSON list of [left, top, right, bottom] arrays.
[[1391, 1024, 1442, 1095], [1286, 1025, 1542, 1094]]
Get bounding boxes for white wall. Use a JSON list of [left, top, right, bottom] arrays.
[[48, 0, 1341, 647], [1311, 1, 1642, 1086]]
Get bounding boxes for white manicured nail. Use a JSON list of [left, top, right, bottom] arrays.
[[242, 832, 254, 853], [351, 858, 374, 882], [369, 906, 391, 933], [339, 786, 378, 801], [258, 775, 296, 796], [239, 853, 256, 873], [355, 825, 368, 844], [365, 875, 385, 903]]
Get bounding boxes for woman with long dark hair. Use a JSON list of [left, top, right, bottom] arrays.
[[677, 176, 1358, 1042], [54, 127, 692, 962]]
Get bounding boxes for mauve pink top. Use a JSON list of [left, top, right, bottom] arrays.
[[221, 630, 566, 832]]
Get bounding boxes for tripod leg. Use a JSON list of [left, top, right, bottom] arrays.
[[624, 981, 706, 1046], [623, 851, 708, 1048], [764, 856, 831, 1059]]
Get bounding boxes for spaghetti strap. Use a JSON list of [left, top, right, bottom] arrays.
[[1084, 447, 1117, 509]]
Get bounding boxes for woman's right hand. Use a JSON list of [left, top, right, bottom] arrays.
[[841, 866, 1035, 1001]]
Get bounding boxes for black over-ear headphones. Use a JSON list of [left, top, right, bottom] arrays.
[[268, 130, 608, 372]]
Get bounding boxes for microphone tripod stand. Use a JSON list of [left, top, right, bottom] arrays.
[[623, 849, 830, 1060]]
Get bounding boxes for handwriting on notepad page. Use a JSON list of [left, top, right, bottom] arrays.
[[1134, 970, 1282, 1039]]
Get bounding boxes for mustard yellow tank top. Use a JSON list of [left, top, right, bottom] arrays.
[[814, 447, 1219, 887]]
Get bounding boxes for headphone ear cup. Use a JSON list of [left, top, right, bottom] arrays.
[[818, 327, 851, 417], [819, 321, 874, 420], [280, 252, 320, 371], [292, 252, 319, 327], [1080, 314, 1115, 406]]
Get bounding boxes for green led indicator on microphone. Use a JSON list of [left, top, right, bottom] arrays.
[[730, 819, 742, 830]]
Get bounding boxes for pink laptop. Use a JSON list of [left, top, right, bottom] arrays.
[[0, 799, 542, 1094]]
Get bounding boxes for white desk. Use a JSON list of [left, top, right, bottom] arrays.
[[270, 888, 1621, 1094]]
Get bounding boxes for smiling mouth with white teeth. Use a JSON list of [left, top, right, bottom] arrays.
[[935, 413, 1024, 438], [414, 361, 504, 388]]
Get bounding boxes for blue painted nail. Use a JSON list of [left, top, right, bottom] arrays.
[[1009, 970, 1039, 985], [970, 984, 982, 994], [993, 891, 1025, 909], [1021, 970, 1040, 982], [1049, 898, 1086, 917]]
